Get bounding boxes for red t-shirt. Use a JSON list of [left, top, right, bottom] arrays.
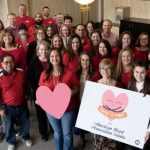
[[0, 47, 26, 70], [121, 71, 132, 89], [62, 53, 79, 72], [39, 70, 79, 111], [43, 17, 56, 26], [16, 15, 35, 29], [0, 69, 26, 106]]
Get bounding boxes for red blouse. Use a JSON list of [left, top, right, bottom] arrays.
[[39, 70, 79, 111], [62, 53, 79, 72], [134, 48, 148, 61], [121, 71, 132, 89]]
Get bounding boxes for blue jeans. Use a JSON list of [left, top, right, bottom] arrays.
[[46, 109, 77, 150], [4, 103, 30, 144]]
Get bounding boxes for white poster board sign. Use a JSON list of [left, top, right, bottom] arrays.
[[76, 81, 150, 149]]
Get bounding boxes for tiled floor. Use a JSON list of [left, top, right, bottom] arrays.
[[0, 106, 93, 150]]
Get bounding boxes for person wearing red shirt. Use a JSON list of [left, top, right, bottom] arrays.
[[92, 39, 114, 71], [16, 23, 32, 54], [16, 4, 35, 29], [0, 28, 26, 70], [134, 32, 150, 62], [0, 53, 32, 150], [113, 31, 134, 65], [75, 24, 92, 54], [62, 34, 81, 72], [38, 48, 79, 150], [114, 49, 134, 89], [75, 51, 100, 149], [28, 12, 44, 42], [42, 6, 56, 26]]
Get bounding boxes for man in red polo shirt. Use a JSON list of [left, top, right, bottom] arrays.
[[0, 53, 32, 150], [16, 4, 35, 29], [42, 6, 56, 26]]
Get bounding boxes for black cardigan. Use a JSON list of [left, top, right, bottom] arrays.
[[27, 55, 46, 100]]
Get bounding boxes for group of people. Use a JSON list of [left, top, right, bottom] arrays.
[[0, 3, 150, 150]]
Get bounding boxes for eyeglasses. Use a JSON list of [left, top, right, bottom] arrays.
[[2, 60, 14, 65]]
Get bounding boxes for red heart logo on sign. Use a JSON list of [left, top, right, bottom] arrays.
[[36, 83, 71, 119]]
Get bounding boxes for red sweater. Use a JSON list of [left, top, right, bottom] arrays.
[[62, 53, 79, 72], [121, 71, 132, 89], [16, 15, 35, 29], [0, 47, 26, 70], [82, 37, 92, 53], [134, 48, 148, 61], [39, 70, 79, 111], [0, 69, 26, 106]]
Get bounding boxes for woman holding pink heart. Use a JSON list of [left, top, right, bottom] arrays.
[[38, 48, 79, 150], [93, 58, 121, 150]]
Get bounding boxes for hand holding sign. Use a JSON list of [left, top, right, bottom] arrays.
[[36, 83, 71, 119]]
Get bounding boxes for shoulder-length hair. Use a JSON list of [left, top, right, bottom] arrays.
[[77, 51, 93, 79], [45, 24, 57, 38], [135, 32, 150, 47], [128, 60, 150, 96], [43, 48, 64, 82], [118, 31, 134, 49], [1, 28, 16, 48], [114, 48, 134, 81], [67, 34, 82, 62], [34, 27, 46, 41], [97, 39, 112, 57], [59, 24, 71, 37]]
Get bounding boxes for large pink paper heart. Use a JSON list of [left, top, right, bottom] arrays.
[[36, 83, 71, 119], [102, 90, 128, 112]]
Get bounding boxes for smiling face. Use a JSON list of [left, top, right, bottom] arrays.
[[38, 44, 48, 59], [133, 66, 147, 83], [36, 29, 45, 41], [18, 5, 26, 17], [61, 26, 69, 37], [122, 34, 131, 48], [50, 50, 61, 66], [91, 32, 101, 46], [100, 65, 112, 79], [71, 37, 80, 53], [46, 26, 54, 37], [1, 56, 15, 73], [140, 34, 148, 47], [3, 32, 13, 45], [87, 22, 94, 34], [121, 50, 132, 66], [99, 42, 108, 56], [80, 54, 90, 70], [53, 36, 62, 48]]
